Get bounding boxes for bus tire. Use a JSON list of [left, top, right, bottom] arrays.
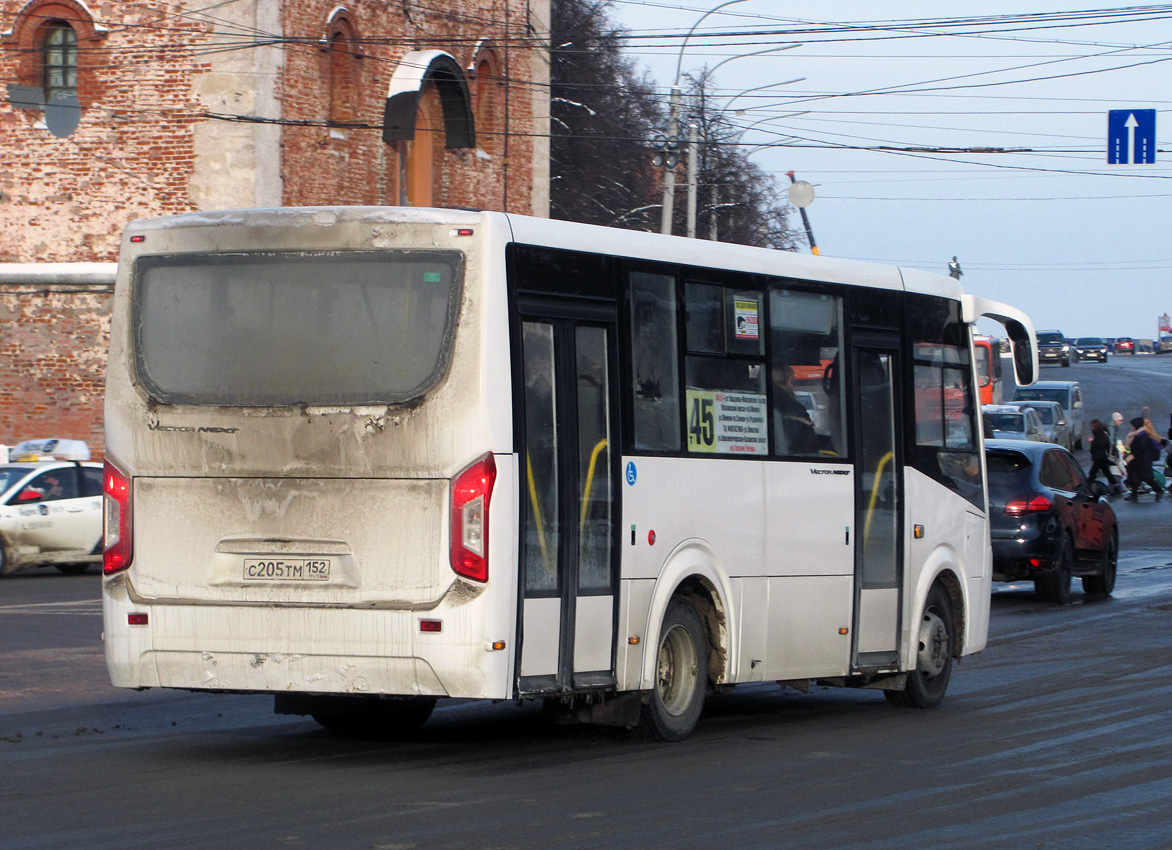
[[312, 697, 436, 738], [638, 597, 708, 742], [886, 583, 953, 709]]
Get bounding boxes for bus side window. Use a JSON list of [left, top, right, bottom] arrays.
[[769, 288, 845, 457], [907, 293, 984, 509], [683, 281, 769, 456], [629, 271, 681, 452], [685, 282, 724, 354]]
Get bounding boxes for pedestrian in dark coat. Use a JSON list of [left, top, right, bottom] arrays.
[[1086, 419, 1122, 495], [1124, 416, 1162, 501]]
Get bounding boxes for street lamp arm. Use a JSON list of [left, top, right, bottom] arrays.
[[719, 79, 805, 114], [705, 43, 799, 79], [673, 0, 756, 86]]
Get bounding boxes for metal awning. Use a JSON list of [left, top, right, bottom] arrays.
[[382, 50, 475, 148]]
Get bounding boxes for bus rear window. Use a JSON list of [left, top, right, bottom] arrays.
[[133, 251, 463, 406]]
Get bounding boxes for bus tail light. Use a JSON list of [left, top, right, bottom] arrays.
[[450, 453, 497, 582], [103, 460, 133, 575], [1004, 495, 1051, 517]]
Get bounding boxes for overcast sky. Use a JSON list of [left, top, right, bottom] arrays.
[[604, 1, 1171, 339]]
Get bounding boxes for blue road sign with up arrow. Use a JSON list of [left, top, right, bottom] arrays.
[[1107, 109, 1156, 164]]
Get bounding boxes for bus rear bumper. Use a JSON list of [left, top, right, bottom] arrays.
[[103, 586, 512, 700], [138, 649, 448, 697]]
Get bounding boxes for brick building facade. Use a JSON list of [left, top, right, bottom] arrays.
[[0, 0, 551, 454]]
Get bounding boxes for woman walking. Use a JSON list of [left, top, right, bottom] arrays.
[[1086, 419, 1123, 495]]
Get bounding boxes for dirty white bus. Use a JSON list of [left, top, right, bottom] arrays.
[[102, 207, 1037, 741]]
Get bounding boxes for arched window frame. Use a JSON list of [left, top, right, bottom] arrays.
[[2, 0, 107, 111], [322, 10, 361, 126], [469, 44, 504, 158], [42, 19, 78, 101]]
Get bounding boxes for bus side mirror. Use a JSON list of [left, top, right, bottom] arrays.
[[1007, 321, 1035, 385]]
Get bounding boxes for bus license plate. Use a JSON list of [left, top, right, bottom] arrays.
[[243, 558, 331, 581]]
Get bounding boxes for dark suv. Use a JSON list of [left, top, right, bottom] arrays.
[[987, 439, 1117, 604], [1036, 330, 1072, 367]]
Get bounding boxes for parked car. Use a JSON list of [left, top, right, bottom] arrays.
[[986, 439, 1117, 604], [982, 404, 1047, 442], [1157, 335, 1172, 354], [1115, 336, 1135, 354], [0, 440, 102, 577], [1073, 337, 1108, 362], [1035, 330, 1073, 367], [1005, 400, 1072, 449], [1010, 380, 1085, 449]]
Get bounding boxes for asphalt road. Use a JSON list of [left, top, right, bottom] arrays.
[[1, 354, 1170, 850]]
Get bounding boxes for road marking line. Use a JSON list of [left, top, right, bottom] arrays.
[[0, 599, 101, 611]]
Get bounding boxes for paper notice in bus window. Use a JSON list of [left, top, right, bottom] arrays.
[[686, 389, 768, 454], [734, 300, 759, 340]]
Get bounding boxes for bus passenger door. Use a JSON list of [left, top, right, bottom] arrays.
[[516, 304, 619, 696], [851, 336, 904, 670]]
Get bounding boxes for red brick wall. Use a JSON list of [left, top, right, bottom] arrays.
[[0, 284, 111, 455], [279, 0, 539, 214], [0, 0, 548, 447], [0, 0, 211, 262]]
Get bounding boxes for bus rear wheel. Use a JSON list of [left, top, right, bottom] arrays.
[[886, 583, 953, 709], [638, 597, 708, 742]]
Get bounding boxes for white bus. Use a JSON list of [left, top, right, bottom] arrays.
[[102, 207, 1037, 741]]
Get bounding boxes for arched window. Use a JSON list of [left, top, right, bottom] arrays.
[[3, 1, 106, 115], [326, 17, 358, 124], [406, 85, 441, 206], [42, 20, 78, 102], [473, 50, 503, 157]]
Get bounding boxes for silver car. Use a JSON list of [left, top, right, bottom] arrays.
[[982, 404, 1047, 443], [1010, 380, 1085, 450], [1005, 400, 1072, 450]]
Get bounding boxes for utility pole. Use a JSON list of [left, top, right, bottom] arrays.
[[660, 86, 681, 235], [709, 184, 719, 240], [686, 120, 699, 238]]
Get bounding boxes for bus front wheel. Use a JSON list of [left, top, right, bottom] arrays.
[[886, 583, 953, 709], [639, 597, 708, 742]]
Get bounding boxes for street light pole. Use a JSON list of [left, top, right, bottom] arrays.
[[661, 0, 755, 235], [660, 86, 681, 235], [686, 120, 699, 237]]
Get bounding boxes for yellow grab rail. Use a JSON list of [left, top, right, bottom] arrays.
[[525, 454, 553, 575], [579, 438, 609, 533], [863, 450, 895, 545]]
